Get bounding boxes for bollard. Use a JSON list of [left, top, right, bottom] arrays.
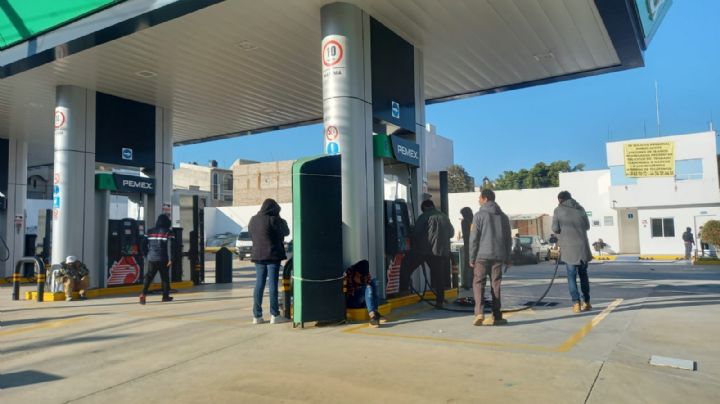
[[12, 256, 45, 301]]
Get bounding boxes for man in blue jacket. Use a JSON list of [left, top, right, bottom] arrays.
[[139, 214, 174, 305]]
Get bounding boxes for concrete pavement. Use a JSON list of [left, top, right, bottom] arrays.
[[1, 262, 719, 403]]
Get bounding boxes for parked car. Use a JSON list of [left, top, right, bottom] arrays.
[[512, 235, 550, 264], [235, 231, 252, 260], [206, 232, 238, 248]]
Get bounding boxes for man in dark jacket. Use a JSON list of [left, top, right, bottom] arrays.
[[139, 214, 174, 305], [552, 191, 593, 313], [248, 198, 290, 324], [399, 199, 454, 308], [468, 189, 511, 326], [682, 227, 694, 260], [460, 207, 474, 290]]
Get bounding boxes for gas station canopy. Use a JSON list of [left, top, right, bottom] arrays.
[[0, 0, 656, 156]]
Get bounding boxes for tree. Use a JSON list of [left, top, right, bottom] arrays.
[[494, 160, 584, 190], [700, 220, 720, 247], [447, 164, 475, 193]]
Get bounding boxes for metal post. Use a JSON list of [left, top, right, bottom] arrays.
[[12, 256, 44, 301]]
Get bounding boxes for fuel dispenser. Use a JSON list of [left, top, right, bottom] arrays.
[[106, 218, 145, 286]]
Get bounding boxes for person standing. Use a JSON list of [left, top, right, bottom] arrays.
[[399, 199, 454, 308], [139, 214, 174, 305], [249, 198, 290, 324], [552, 191, 593, 313], [468, 189, 512, 326], [682, 227, 695, 260], [460, 207, 474, 290]]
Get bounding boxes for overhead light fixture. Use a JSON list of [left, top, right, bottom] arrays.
[[27, 102, 44, 108], [533, 52, 555, 62], [236, 40, 259, 51], [135, 70, 157, 78], [262, 108, 277, 114]]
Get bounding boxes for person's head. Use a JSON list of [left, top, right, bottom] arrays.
[[420, 199, 435, 213], [557, 191, 572, 203], [686, 227, 692, 232], [479, 189, 495, 206], [515, 233, 520, 238], [460, 207, 473, 221], [259, 198, 281, 216], [155, 214, 171, 229], [65, 255, 79, 267], [349, 260, 370, 284], [598, 238, 604, 242]]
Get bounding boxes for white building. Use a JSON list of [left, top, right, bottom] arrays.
[[449, 131, 719, 257]]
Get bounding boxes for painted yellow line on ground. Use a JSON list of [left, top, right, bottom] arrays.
[[0, 316, 88, 337], [344, 300, 621, 353], [555, 298, 623, 352]]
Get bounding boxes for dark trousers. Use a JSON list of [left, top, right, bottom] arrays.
[[400, 252, 448, 306], [473, 259, 503, 318], [142, 260, 170, 298]]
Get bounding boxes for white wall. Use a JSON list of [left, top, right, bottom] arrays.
[[204, 203, 293, 241], [425, 123, 454, 173], [637, 206, 720, 255], [607, 131, 720, 208], [25, 199, 53, 235], [560, 170, 620, 253], [448, 187, 559, 241]]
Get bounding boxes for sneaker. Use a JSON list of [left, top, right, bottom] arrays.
[[492, 318, 508, 326], [253, 317, 266, 324], [368, 315, 380, 328], [582, 301, 592, 311], [373, 312, 388, 324], [572, 302, 581, 313], [473, 316, 485, 326], [270, 315, 289, 324], [139, 294, 146, 305], [65, 296, 73, 302], [162, 296, 174, 302], [79, 295, 87, 301]]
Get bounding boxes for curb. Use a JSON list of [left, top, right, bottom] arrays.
[[25, 281, 194, 301]]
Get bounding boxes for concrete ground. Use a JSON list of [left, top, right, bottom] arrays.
[[2, 260, 719, 403]]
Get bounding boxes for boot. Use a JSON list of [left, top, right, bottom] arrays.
[[572, 302, 581, 313], [139, 294, 146, 305], [368, 312, 381, 328], [473, 315, 485, 326], [581, 301, 592, 311]]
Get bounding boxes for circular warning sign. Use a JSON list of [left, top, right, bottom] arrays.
[[325, 125, 339, 141], [322, 40, 344, 67], [54, 110, 66, 129]]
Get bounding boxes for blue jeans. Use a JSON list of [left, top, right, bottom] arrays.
[[566, 262, 590, 303], [346, 279, 379, 314], [253, 260, 281, 318]]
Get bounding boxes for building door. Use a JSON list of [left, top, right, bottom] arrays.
[[618, 208, 640, 254]]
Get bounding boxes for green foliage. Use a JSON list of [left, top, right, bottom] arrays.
[[701, 220, 720, 247], [493, 161, 585, 190], [447, 164, 475, 193]]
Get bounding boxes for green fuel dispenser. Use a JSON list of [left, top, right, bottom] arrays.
[[291, 155, 344, 327]]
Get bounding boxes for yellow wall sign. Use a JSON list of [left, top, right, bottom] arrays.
[[624, 142, 675, 177]]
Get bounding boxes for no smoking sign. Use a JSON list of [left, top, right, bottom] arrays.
[[325, 125, 339, 141]]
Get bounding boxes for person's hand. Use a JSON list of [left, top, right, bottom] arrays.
[[166, 260, 172, 268], [468, 261, 474, 268]]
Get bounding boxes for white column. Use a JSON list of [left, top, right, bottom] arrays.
[[321, 2, 376, 270], [53, 86, 97, 285], [152, 106, 173, 225], [2, 139, 27, 277]]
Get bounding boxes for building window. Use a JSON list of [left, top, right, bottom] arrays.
[[223, 174, 233, 191], [651, 218, 675, 237], [592, 220, 600, 227], [675, 159, 703, 181], [604, 216, 614, 226], [610, 166, 637, 185], [212, 173, 219, 200]]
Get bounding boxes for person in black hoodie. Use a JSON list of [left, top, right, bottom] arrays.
[[460, 207, 474, 290], [139, 214, 174, 305], [248, 198, 290, 324]]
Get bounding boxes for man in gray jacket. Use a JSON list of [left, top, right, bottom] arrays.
[[469, 189, 512, 326], [552, 191, 593, 313]]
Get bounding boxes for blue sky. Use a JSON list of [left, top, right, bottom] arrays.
[[174, 1, 720, 181]]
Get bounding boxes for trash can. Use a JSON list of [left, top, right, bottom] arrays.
[[23, 234, 38, 278], [215, 247, 233, 284]]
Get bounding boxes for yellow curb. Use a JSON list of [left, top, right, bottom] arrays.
[[345, 289, 459, 322], [692, 258, 720, 265], [24, 281, 194, 301], [592, 255, 617, 261], [639, 255, 685, 260], [0, 276, 36, 284]]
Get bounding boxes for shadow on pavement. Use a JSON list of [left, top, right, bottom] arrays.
[[0, 370, 63, 389]]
